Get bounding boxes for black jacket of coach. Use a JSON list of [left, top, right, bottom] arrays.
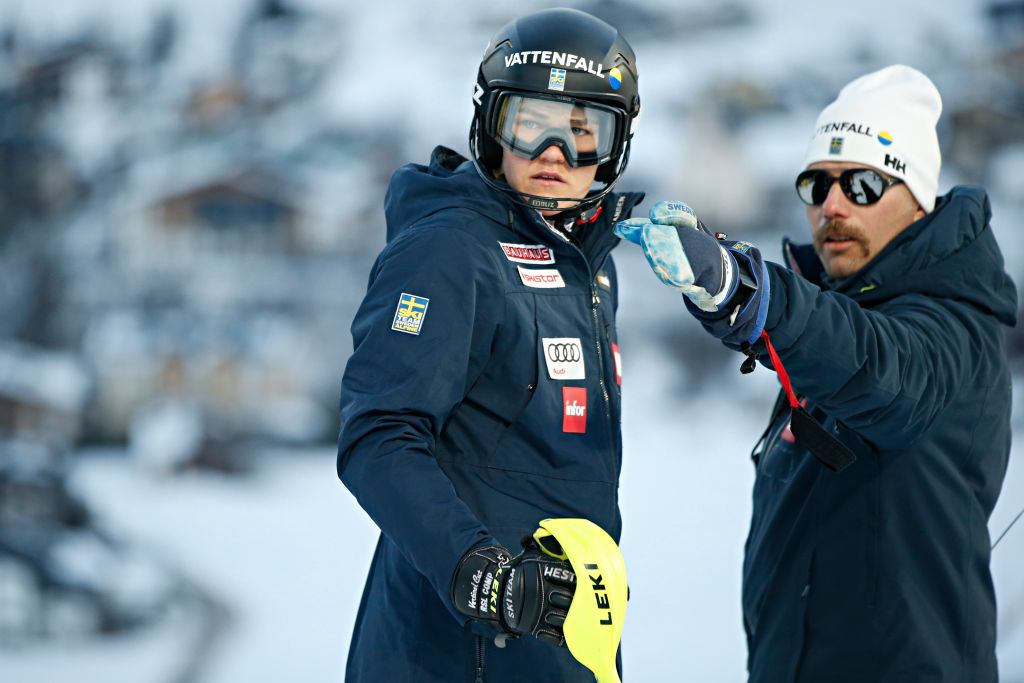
[[744, 185, 1016, 682]]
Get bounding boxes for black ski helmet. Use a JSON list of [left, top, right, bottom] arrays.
[[469, 8, 640, 211]]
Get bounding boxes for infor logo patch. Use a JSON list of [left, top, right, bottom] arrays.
[[391, 292, 429, 335], [562, 386, 587, 433]]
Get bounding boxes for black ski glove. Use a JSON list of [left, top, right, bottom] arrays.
[[451, 536, 576, 647]]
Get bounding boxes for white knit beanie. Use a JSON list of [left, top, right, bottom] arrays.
[[803, 65, 942, 212]]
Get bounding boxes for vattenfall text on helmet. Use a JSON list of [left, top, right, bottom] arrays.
[[504, 51, 606, 78]]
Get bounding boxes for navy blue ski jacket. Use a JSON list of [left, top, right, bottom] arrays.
[[743, 187, 1017, 682], [338, 146, 642, 682]]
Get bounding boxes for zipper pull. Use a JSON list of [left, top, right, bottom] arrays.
[[476, 635, 486, 682]]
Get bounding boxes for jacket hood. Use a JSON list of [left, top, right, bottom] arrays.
[[384, 145, 644, 261], [784, 186, 1017, 327], [384, 146, 510, 242]]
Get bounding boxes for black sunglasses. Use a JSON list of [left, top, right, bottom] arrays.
[[795, 168, 904, 206]]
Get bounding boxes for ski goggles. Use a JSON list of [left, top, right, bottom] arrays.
[[795, 168, 904, 206], [492, 92, 626, 167]]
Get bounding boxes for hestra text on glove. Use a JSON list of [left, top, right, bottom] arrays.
[[451, 540, 576, 647]]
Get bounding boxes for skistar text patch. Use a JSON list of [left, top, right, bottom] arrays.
[[518, 267, 565, 288], [391, 292, 429, 335], [498, 242, 555, 264], [562, 386, 587, 433]]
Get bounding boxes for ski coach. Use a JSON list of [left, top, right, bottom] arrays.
[[337, 8, 643, 682], [616, 65, 1017, 681]]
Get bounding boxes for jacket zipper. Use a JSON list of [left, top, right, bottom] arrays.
[[522, 207, 620, 447], [475, 635, 485, 683], [591, 285, 612, 421], [569, 230, 616, 449]]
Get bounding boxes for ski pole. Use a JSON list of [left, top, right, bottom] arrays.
[[991, 504, 1024, 551]]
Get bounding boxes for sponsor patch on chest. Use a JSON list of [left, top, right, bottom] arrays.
[[562, 386, 587, 433], [498, 241, 555, 264], [542, 337, 584, 380], [611, 342, 622, 386], [518, 266, 565, 288]]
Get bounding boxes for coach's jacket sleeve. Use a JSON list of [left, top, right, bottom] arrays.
[[337, 220, 503, 622], [760, 263, 989, 450]]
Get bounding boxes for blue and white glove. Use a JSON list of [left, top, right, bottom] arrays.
[[615, 201, 736, 311], [615, 200, 770, 346]]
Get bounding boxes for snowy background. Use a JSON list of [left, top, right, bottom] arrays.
[[1, 0, 1023, 681]]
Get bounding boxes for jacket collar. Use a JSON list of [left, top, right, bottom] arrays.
[[781, 186, 1017, 325]]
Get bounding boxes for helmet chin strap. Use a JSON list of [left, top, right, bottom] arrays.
[[474, 161, 603, 219]]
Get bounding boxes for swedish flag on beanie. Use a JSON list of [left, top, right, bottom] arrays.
[[803, 65, 942, 212]]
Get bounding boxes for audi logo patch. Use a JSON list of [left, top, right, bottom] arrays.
[[547, 342, 581, 363], [542, 337, 585, 380]]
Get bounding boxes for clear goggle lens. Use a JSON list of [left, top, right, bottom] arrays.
[[494, 93, 621, 167]]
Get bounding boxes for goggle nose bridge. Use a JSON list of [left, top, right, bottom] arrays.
[[522, 130, 583, 166]]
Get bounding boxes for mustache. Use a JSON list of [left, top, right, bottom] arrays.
[[813, 220, 867, 250]]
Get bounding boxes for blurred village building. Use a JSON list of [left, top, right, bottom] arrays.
[[0, 0, 402, 645], [0, 0, 1022, 458], [1, 0, 402, 473]]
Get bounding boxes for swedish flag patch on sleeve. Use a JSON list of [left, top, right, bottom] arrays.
[[391, 292, 430, 335]]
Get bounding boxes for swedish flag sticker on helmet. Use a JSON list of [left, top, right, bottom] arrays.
[[608, 67, 622, 91], [549, 68, 566, 91]]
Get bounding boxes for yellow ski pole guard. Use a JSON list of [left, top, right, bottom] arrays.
[[535, 518, 627, 683]]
